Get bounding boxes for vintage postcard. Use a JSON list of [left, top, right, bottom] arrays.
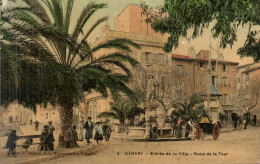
[[1, 0, 260, 164]]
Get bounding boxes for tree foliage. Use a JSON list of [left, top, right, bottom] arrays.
[[1, 0, 140, 111], [97, 93, 144, 125], [142, 0, 260, 61], [170, 94, 206, 123]]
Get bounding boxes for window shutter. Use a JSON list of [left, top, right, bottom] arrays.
[[142, 52, 145, 63], [219, 76, 222, 85], [165, 55, 169, 65], [183, 66, 186, 75], [228, 77, 231, 87]]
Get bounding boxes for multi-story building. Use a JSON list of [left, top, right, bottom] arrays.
[[171, 49, 239, 126], [83, 4, 170, 124], [237, 62, 260, 126]]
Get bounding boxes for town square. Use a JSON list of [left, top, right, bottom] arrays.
[[1, 0, 260, 164]]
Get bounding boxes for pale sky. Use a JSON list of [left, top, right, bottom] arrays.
[[5, 0, 259, 65]]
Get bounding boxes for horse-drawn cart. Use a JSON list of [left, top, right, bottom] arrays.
[[195, 118, 221, 140]]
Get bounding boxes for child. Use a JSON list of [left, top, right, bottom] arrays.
[[6, 130, 18, 157], [72, 125, 79, 147], [22, 138, 33, 152], [94, 122, 103, 144]]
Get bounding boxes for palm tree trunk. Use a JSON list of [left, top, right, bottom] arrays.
[[58, 95, 74, 148]]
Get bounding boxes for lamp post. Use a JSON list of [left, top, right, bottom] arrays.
[[144, 64, 151, 139], [207, 38, 212, 116]]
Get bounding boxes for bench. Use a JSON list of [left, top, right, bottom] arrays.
[[17, 135, 42, 152]]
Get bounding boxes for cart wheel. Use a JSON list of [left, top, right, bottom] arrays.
[[195, 124, 202, 139], [213, 123, 220, 140]]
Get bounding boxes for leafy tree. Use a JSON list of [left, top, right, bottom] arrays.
[[1, 0, 140, 147], [142, 0, 260, 61]]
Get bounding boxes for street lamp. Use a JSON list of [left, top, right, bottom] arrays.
[[144, 64, 151, 139]]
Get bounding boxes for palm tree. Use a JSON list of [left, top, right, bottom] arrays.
[[170, 95, 206, 123], [97, 98, 144, 127], [1, 0, 140, 147]]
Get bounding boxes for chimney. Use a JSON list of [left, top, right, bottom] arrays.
[[217, 53, 224, 62], [188, 46, 196, 58], [197, 50, 209, 58]]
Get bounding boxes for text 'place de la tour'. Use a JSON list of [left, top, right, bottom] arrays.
[[1, 0, 260, 164]]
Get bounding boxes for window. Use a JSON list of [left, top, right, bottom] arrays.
[[145, 52, 149, 63], [245, 73, 249, 81], [223, 77, 227, 87], [199, 62, 203, 68], [159, 54, 165, 65], [177, 65, 184, 75], [223, 94, 228, 105], [212, 76, 216, 85], [46, 113, 48, 119], [222, 64, 226, 71], [212, 63, 216, 71]]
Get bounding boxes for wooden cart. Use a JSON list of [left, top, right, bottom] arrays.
[[195, 118, 220, 140]]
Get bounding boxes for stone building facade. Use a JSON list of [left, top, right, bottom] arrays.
[[1, 103, 34, 125], [237, 62, 260, 126], [171, 50, 239, 126]]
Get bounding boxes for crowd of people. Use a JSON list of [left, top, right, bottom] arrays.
[[37, 117, 112, 149], [39, 121, 55, 150], [83, 117, 112, 145], [169, 117, 195, 139], [5, 117, 113, 157]]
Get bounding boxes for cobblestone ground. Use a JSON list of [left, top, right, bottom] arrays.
[[1, 125, 260, 164]]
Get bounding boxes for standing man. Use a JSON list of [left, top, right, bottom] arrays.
[[243, 118, 247, 129], [103, 121, 112, 141], [5, 130, 18, 157], [35, 120, 39, 131], [48, 121, 55, 141], [234, 119, 238, 129], [177, 117, 183, 138], [84, 117, 94, 144]]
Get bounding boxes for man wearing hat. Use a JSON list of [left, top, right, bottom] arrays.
[[48, 121, 55, 143], [103, 120, 112, 141], [84, 117, 94, 144]]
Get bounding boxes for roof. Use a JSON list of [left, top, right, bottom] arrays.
[[242, 66, 260, 74], [201, 84, 222, 96], [237, 61, 260, 69], [171, 54, 239, 65]]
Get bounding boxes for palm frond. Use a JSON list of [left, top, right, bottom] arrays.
[[21, 0, 52, 25], [72, 2, 106, 42], [81, 16, 109, 42], [92, 38, 140, 53], [64, 0, 74, 34], [97, 111, 120, 120]]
